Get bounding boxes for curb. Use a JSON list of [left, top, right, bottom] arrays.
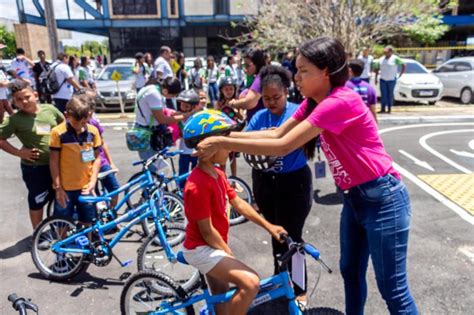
[[99, 115, 473, 128]]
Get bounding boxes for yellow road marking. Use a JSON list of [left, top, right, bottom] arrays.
[[418, 174, 474, 216]]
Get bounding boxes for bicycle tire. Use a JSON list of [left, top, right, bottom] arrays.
[[120, 270, 195, 315], [137, 224, 200, 295], [228, 175, 253, 226], [125, 170, 161, 210], [141, 192, 186, 238], [31, 215, 89, 281], [305, 307, 344, 315]]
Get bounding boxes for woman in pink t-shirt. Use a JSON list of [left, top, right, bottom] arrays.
[[196, 37, 418, 315]]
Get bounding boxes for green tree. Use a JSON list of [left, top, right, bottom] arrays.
[[0, 26, 16, 58], [402, 15, 450, 46], [229, 0, 453, 55]]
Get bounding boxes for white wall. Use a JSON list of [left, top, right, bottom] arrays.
[[184, 0, 214, 16], [230, 0, 258, 15]]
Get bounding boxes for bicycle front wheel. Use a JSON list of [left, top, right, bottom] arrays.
[[227, 176, 253, 226], [305, 307, 344, 315], [31, 216, 89, 281], [137, 224, 200, 295], [120, 270, 195, 315], [141, 192, 186, 238]]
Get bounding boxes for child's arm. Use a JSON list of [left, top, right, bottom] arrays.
[[230, 196, 286, 241], [0, 139, 40, 162], [102, 141, 117, 170], [197, 218, 233, 255], [50, 150, 69, 208]]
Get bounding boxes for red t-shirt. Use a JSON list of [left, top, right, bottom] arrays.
[[183, 167, 237, 250]]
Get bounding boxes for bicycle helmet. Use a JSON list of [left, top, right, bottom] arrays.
[[176, 89, 200, 105], [183, 109, 239, 149], [219, 76, 237, 90], [243, 153, 278, 171]]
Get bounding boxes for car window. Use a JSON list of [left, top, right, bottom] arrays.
[[98, 66, 134, 80], [437, 63, 455, 73], [454, 62, 472, 72], [399, 62, 428, 74]]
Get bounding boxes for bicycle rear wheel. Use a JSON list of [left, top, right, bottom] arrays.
[[305, 307, 344, 314], [227, 176, 252, 226], [120, 270, 195, 315], [137, 224, 200, 295], [31, 216, 89, 281]]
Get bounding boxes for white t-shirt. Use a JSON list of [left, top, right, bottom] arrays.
[[9, 57, 34, 86], [153, 57, 173, 80], [358, 55, 374, 79], [206, 65, 219, 83], [135, 64, 150, 89], [52, 62, 74, 100], [134, 85, 164, 127], [377, 55, 404, 81], [0, 69, 8, 100]]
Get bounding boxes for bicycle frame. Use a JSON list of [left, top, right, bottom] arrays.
[[154, 270, 301, 315], [50, 187, 178, 263]]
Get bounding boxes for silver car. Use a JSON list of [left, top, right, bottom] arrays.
[[433, 57, 474, 104], [95, 64, 136, 112]]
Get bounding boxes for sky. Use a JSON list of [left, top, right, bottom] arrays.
[[0, 0, 106, 46]]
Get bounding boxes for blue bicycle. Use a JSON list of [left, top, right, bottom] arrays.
[[30, 154, 198, 292], [120, 235, 343, 315]]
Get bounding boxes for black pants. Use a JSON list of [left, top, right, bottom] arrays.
[[252, 165, 312, 295], [53, 98, 69, 113]]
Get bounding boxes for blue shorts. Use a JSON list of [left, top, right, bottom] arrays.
[[21, 164, 54, 210], [99, 164, 120, 193], [54, 190, 97, 223]]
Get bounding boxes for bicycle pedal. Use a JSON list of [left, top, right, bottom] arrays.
[[121, 259, 133, 267]]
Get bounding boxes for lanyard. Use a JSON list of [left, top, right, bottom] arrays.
[[267, 104, 287, 128]]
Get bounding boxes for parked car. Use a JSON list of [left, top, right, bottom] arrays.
[[95, 64, 136, 112], [372, 58, 443, 105], [433, 57, 474, 104], [112, 58, 136, 66]]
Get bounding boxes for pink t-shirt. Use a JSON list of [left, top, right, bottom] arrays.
[[293, 87, 399, 189]]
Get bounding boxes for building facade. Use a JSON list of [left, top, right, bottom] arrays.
[[15, 0, 258, 60]]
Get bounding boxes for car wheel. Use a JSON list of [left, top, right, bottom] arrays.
[[460, 87, 473, 105]]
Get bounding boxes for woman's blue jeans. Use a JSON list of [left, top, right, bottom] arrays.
[[340, 174, 418, 315], [380, 79, 396, 112]]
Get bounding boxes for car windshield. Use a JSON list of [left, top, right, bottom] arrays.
[[400, 62, 428, 74], [98, 66, 134, 81]]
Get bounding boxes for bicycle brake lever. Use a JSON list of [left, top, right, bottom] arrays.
[[24, 299, 39, 313], [318, 258, 332, 274]]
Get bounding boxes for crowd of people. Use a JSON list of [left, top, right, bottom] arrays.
[[0, 38, 418, 315]]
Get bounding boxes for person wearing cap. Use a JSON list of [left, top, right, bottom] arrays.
[[132, 52, 151, 93], [0, 43, 14, 123]]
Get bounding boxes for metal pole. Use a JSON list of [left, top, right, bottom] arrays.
[[44, 0, 60, 59]]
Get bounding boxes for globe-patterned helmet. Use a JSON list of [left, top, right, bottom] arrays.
[[183, 109, 238, 149]]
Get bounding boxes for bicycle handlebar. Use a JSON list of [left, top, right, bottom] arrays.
[[8, 293, 38, 315], [132, 147, 184, 167]]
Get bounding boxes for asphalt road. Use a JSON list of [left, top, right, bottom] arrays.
[[0, 119, 473, 314]]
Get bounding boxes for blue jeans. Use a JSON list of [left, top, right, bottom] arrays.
[[54, 190, 96, 223], [380, 79, 396, 112], [340, 174, 418, 315], [178, 154, 197, 188], [99, 164, 120, 193], [208, 82, 218, 105]]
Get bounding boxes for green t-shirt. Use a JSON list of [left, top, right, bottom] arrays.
[[0, 104, 64, 165]]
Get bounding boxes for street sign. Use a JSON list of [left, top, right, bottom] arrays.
[[111, 70, 122, 81]]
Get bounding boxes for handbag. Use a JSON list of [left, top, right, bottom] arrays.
[[150, 124, 174, 151], [126, 88, 153, 151]]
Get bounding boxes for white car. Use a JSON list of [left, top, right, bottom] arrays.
[[112, 58, 136, 66], [372, 59, 443, 105], [433, 57, 474, 104], [95, 64, 136, 112]]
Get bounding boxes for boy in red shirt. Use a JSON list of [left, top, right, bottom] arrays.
[[182, 110, 286, 315]]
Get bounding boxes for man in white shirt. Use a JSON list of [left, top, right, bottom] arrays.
[[357, 47, 374, 83], [9, 48, 35, 87], [51, 53, 81, 113], [0, 43, 13, 123], [153, 46, 174, 80]]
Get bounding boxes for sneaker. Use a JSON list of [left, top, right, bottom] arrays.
[[51, 253, 68, 273], [231, 182, 244, 193], [37, 231, 53, 251]]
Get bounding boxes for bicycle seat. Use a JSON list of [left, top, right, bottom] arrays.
[[97, 168, 118, 180], [78, 195, 112, 203], [176, 251, 189, 265]]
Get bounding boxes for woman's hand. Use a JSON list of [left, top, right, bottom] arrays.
[[268, 225, 288, 243], [194, 136, 223, 159]]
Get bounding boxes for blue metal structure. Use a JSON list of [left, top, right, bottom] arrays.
[[15, 0, 247, 36]]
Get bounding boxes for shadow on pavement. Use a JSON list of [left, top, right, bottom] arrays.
[[0, 236, 31, 260], [313, 189, 343, 206], [28, 271, 130, 297]]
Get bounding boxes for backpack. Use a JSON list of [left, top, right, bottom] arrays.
[[38, 62, 66, 95]]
